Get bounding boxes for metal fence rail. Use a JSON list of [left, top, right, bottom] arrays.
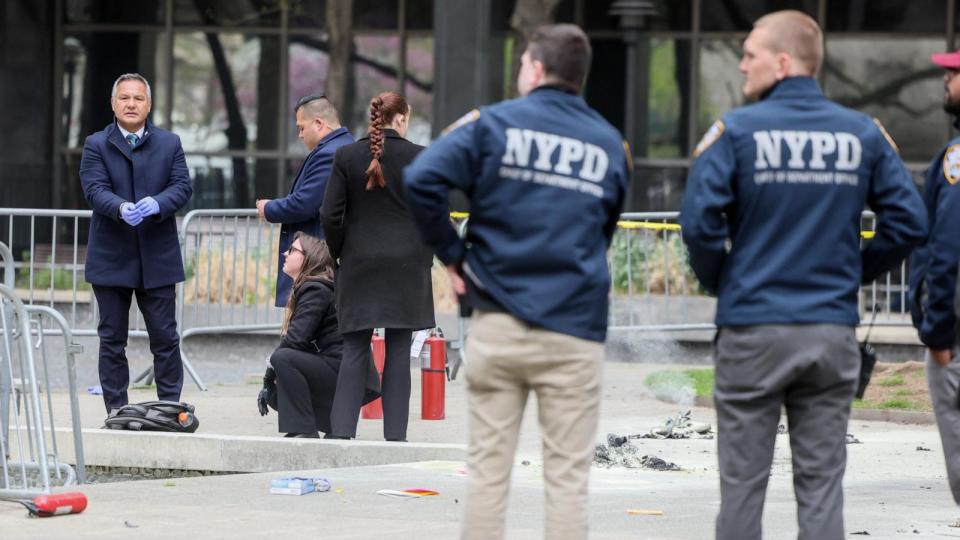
[[1, 242, 84, 502], [609, 210, 911, 333], [0, 207, 917, 394]]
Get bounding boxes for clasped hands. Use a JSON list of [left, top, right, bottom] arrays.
[[120, 196, 160, 226]]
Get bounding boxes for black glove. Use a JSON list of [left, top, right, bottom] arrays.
[[257, 366, 276, 416]]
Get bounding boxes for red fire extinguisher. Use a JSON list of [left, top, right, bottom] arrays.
[[25, 492, 88, 517], [361, 331, 386, 420], [421, 330, 446, 420]]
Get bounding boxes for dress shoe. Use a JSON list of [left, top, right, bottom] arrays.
[[284, 432, 319, 438]]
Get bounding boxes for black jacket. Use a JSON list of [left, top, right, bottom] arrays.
[[320, 130, 436, 333], [279, 278, 343, 357]]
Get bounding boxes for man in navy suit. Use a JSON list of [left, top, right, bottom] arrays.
[[80, 73, 193, 414], [256, 94, 354, 307]]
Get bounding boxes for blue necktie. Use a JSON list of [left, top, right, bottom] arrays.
[[125, 133, 139, 147]]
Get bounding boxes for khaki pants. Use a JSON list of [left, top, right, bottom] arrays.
[[460, 311, 603, 540]]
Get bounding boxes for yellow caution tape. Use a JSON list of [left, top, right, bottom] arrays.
[[450, 213, 877, 239]]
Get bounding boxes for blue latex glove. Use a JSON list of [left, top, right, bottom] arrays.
[[119, 202, 143, 226], [135, 196, 160, 217]]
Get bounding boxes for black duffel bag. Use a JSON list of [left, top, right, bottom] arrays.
[[104, 400, 199, 433]]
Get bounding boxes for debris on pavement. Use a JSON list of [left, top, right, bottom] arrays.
[[626, 508, 664, 516], [846, 433, 862, 444], [594, 439, 681, 471], [377, 488, 439, 498], [850, 531, 870, 536], [916, 446, 931, 451], [639, 411, 713, 440], [777, 424, 788, 435]]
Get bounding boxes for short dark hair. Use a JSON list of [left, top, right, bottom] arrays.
[[525, 24, 592, 93], [293, 94, 340, 125]]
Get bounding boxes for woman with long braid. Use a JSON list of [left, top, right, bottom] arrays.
[[320, 92, 435, 441]]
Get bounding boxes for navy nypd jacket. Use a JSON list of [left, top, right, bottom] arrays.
[[908, 123, 960, 349], [403, 87, 630, 342], [679, 77, 926, 327]]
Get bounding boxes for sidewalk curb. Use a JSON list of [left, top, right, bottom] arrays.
[[50, 428, 466, 473]]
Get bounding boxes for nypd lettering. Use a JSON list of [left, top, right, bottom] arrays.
[[752, 130, 862, 187], [500, 128, 610, 198]]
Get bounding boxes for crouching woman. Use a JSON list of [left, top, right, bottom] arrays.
[[258, 232, 380, 438]]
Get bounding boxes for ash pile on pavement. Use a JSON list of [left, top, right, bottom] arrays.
[[593, 435, 681, 471]]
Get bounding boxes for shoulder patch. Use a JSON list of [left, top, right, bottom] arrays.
[[873, 118, 900, 154], [622, 140, 634, 171], [441, 109, 480, 136], [693, 120, 725, 157], [943, 144, 960, 185]]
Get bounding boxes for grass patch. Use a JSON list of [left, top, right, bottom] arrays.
[[878, 399, 913, 410], [877, 375, 905, 387], [645, 368, 714, 400]]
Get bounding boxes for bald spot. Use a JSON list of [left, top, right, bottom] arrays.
[[753, 10, 823, 76]]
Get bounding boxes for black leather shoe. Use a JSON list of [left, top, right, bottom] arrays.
[[324, 434, 351, 439], [285, 432, 319, 439], [385, 437, 407, 442]]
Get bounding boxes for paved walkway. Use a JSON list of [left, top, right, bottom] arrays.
[[2, 362, 958, 539]]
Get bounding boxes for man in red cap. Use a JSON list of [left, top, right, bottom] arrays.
[[909, 49, 960, 507]]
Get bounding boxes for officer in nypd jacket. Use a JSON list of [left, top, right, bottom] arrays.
[[908, 48, 960, 506], [679, 14, 926, 538], [403, 24, 629, 540]]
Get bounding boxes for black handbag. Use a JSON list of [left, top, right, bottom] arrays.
[[104, 400, 199, 433]]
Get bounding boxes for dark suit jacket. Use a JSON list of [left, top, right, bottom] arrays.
[[266, 127, 354, 307], [320, 130, 435, 333], [275, 278, 380, 399], [79, 121, 192, 289]]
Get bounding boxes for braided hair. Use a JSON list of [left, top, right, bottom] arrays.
[[364, 91, 410, 191]]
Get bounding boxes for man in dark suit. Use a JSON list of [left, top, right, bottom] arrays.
[[79, 73, 193, 414], [256, 94, 354, 307]]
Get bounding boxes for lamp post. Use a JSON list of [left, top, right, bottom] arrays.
[[610, 0, 658, 155]]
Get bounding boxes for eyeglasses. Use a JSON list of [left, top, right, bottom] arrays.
[[285, 246, 305, 256]]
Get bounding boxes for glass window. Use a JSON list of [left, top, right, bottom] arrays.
[[185, 156, 269, 209], [287, 40, 330, 153], [173, 0, 281, 27], [354, 0, 398, 29], [289, 0, 326, 28], [585, 38, 626, 132], [62, 32, 166, 148], [646, 39, 690, 158], [629, 165, 689, 211], [828, 0, 946, 33], [172, 32, 274, 153], [697, 39, 744, 138], [700, 0, 817, 32], [405, 0, 434, 30], [405, 36, 434, 145], [349, 35, 403, 134], [823, 38, 947, 163], [64, 0, 164, 25]]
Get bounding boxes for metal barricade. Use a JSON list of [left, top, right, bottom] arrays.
[[1, 241, 85, 502], [609, 211, 912, 333]]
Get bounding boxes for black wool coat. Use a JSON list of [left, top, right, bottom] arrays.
[[279, 279, 344, 356], [320, 129, 436, 334]]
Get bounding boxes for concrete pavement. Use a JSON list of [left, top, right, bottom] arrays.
[[3, 362, 959, 539]]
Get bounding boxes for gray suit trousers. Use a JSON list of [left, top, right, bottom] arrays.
[[714, 324, 859, 540], [925, 349, 960, 504]]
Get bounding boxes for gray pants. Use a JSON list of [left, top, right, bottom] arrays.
[[714, 324, 859, 540], [925, 349, 960, 504]]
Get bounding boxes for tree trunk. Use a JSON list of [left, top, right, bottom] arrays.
[[507, 0, 562, 97], [325, 0, 355, 125]]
